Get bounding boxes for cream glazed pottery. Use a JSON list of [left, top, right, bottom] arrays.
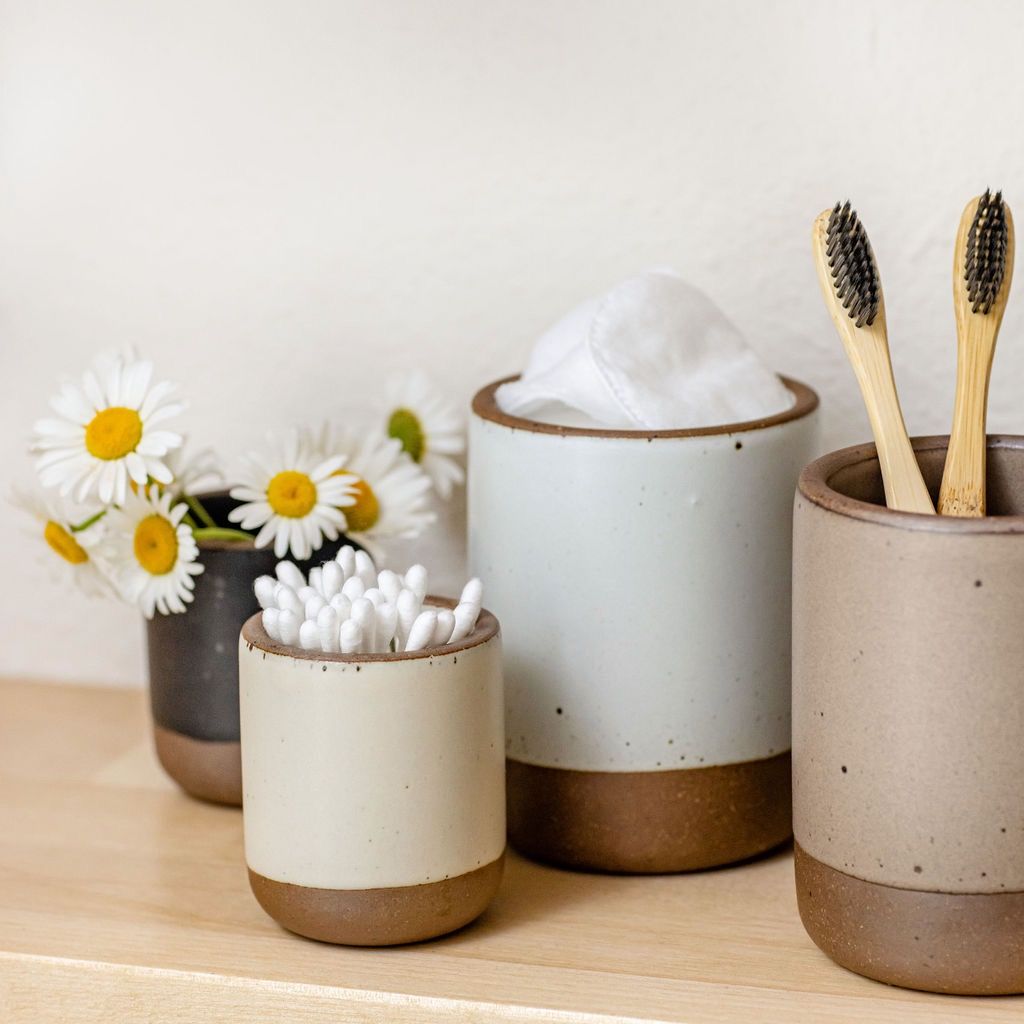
[[793, 436, 1024, 994], [469, 375, 819, 872], [239, 600, 505, 946]]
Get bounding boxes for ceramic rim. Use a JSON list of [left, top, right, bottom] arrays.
[[471, 375, 819, 440]]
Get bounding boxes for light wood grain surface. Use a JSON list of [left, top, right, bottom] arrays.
[[0, 679, 1020, 1023]]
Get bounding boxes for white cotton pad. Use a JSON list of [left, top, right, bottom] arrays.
[[495, 269, 794, 430]]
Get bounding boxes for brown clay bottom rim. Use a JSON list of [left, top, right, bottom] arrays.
[[507, 752, 792, 874], [152, 726, 242, 808], [795, 842, 1024, 995], [248, 853, 505, 946], [241, 598, 499, 664], [471, 375, 818, 440], [799, 434, 1024, 534]]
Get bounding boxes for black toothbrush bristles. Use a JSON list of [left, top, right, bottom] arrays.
[[825, 201, 880, 328], [965, 189, 1008, 315]]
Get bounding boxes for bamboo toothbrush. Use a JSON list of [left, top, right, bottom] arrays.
[[813, 201, 935, 514], [938, 190, 1014, 516]]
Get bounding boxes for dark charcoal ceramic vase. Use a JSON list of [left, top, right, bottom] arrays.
[[146, 493, 343, 806]]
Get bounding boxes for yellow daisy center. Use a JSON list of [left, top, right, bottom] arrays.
[[388, 408, 425, 463], [342, 476, 380, 532], [133, 514, 179, 575], [267, 470, 317, 518], [85, 407, 143, 460], [44, 521, 89, 565]]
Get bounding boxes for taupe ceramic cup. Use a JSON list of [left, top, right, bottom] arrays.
[[793, 435, 1024, 995]]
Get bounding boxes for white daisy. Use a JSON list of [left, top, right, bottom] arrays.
[[164, 442, 223, 500], [33, 351, 185, 506], [385, 371, 465, 499], [100, 487, 204, 618], [228, 430, 358, 560], [306, 424, 435, 560], [10, 486, 112, 596]]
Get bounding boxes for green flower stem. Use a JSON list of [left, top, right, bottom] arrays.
[[70, 509, 106, 533], [192, 526, 254, 544], [184, 493, 218, 530]]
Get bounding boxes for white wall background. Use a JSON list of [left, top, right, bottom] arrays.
[[4, 0, 1024, 685]]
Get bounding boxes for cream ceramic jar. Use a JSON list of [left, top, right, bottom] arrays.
[[469, 375, 819, 872], [793, 436, 1024, 994], [239, 600, 505, 945]]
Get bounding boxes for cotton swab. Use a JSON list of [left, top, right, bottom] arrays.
[[258, 552, 482, 656], [329, 593, 352, 621], [405, 609, 438, 652], [404, 564, 428, 602], [317, 606, 339, 653], [449, 601, 480, 643], [254, 575, 278, 610], [460, 577, 483, 608], [261, 608, 281, 641], [335, 545, 356, 579], [276, 560, 306, 591], [432, 609, 456, 647], [275, 584, 303, 616], [350, 597, 377, 653], [278, 609, 301, 647], [308, 566, 324, 597], [298, 619, 320, 651], [339, 619, 362, 655], [355, 550, 377, 589], [378, 570, 402, 605], [321, 560, 344, 599], [396, 589, 421, 650], [376, 602, 398, 651]]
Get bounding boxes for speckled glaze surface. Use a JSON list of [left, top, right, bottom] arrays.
[[146, 492, 345, 807], [793, 436, 1024, 994], [470, 376, 819, 871], [238, 604, 505, 945]]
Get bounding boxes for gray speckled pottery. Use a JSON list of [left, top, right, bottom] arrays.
[[793, 435, 1024, 994]]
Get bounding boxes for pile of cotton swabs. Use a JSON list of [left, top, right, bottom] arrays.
[[254, 546, 483, 654]]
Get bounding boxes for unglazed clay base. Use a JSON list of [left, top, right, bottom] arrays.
[[507, 753, 791, 873], [153, 725, 242, 807], [248, 853, 505, 946], [795, 843, 1024, 995]]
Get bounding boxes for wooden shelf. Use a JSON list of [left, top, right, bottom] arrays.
[[0, 678, 1020, 1023]]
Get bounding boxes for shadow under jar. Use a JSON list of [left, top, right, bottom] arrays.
[[146, 492, 344, 806], [239, 600, 506, 946], [469, 375, 819, 873], [793, 435, 1024, 995]]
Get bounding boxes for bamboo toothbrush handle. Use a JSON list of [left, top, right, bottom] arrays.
[[938, 321, 995, 516], [938, 193, 1013, 517], [847, 338, 935, 514]]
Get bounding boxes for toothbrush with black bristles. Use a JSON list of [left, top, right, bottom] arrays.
[[812, 201, 935, 513], [938, 190, 1015, 516]]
